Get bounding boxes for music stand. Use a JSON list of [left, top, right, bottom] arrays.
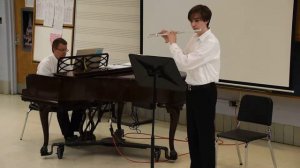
[[129, 54, 185, 168]]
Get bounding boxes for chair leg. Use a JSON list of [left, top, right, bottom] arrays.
[[268, 139, 277, 168], [48, 112, 53, 127], [215, 137, 219, 167], [20, 109, 32, 140], [20, 110, 52, 140], [244, 143, 248, 168], [235, 141, 243, 165]]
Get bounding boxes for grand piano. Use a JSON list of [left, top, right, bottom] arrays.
[[21, 55, 186, 160]]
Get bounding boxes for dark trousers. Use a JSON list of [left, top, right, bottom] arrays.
[[57, 108, 84, 138], [186, 82, 217, 168]]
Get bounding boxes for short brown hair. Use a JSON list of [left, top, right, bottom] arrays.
[[52, 38, 67, 52], [188, 5, 212, 28]]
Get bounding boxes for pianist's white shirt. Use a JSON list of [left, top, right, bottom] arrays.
[[37, 55, 58, 76]]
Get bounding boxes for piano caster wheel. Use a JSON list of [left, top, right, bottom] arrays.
[[169, 150, 178, 160], [114, 129, 124, 138], [57, 145, 64, 159], [154, 149, 161, 162], [40, 146, 50, 156], [114, 129, 125, 143]]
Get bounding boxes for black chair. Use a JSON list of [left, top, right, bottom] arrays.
[[216, 95, 277, 168], [20, 102, 53, 140]]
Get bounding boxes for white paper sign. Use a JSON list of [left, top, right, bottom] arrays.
[[25, 0, 34, 7]]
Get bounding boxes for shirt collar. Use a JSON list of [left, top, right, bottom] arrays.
[[196, 29, 211, 42], [51, 54, 59, 60]]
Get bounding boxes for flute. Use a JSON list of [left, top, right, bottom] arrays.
[[147, 29, 201, 38]]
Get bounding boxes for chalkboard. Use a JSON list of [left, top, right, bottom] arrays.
[[33, 25, 73, 62]]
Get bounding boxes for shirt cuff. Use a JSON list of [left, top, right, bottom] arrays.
[[169, 43, 179, 50]]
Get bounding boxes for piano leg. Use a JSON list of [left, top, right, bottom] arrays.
[[166, 106, 180, 160], [114, 102, 125, 140], [39, 105, 51, 156], [38, 105, 65, 158]]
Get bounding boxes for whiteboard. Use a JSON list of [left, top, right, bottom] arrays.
[[143, 0, 295, 89], [33, 25, 73, 62]]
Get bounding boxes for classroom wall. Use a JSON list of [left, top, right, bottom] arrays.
[[0, 0, 10, 94]]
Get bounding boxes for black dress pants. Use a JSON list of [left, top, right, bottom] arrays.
[[57, 108, 84, 138], [186, 82, 217, 168]]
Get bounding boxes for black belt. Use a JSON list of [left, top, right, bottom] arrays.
[[187, 82, 215, 91]]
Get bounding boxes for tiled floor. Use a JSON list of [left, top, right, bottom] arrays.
[[0, 94, 300, 168]]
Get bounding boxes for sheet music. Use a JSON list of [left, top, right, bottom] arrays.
[[35, 0, 44, 20], [64, 0, 74, 25], [106, 64, 131, 69], [122, 62, 131, 66], [43, 0, 55, 27], [53, 0, 64, 30]]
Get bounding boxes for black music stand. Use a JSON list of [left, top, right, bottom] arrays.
[[129, 54, 185, 168]]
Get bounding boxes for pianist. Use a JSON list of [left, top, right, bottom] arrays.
[[37, 38, 83, 143]]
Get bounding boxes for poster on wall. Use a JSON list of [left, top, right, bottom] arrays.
[[25, 0, 34, 7], [22, 8, 33, 51]]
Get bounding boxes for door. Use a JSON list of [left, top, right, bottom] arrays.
[[14, 0, 38, 92]]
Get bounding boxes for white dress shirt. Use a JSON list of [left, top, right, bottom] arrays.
[[37, 55, 58, 76], [169, 29, 220, 85]]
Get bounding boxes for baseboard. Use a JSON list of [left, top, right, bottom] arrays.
[[0, 80, 10, 94], [17, 83, 26, 94], [134, 106, 300, 147]]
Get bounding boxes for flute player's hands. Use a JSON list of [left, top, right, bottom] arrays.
[[159, 30, 169, 43], [168, 31, 177, 44]]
